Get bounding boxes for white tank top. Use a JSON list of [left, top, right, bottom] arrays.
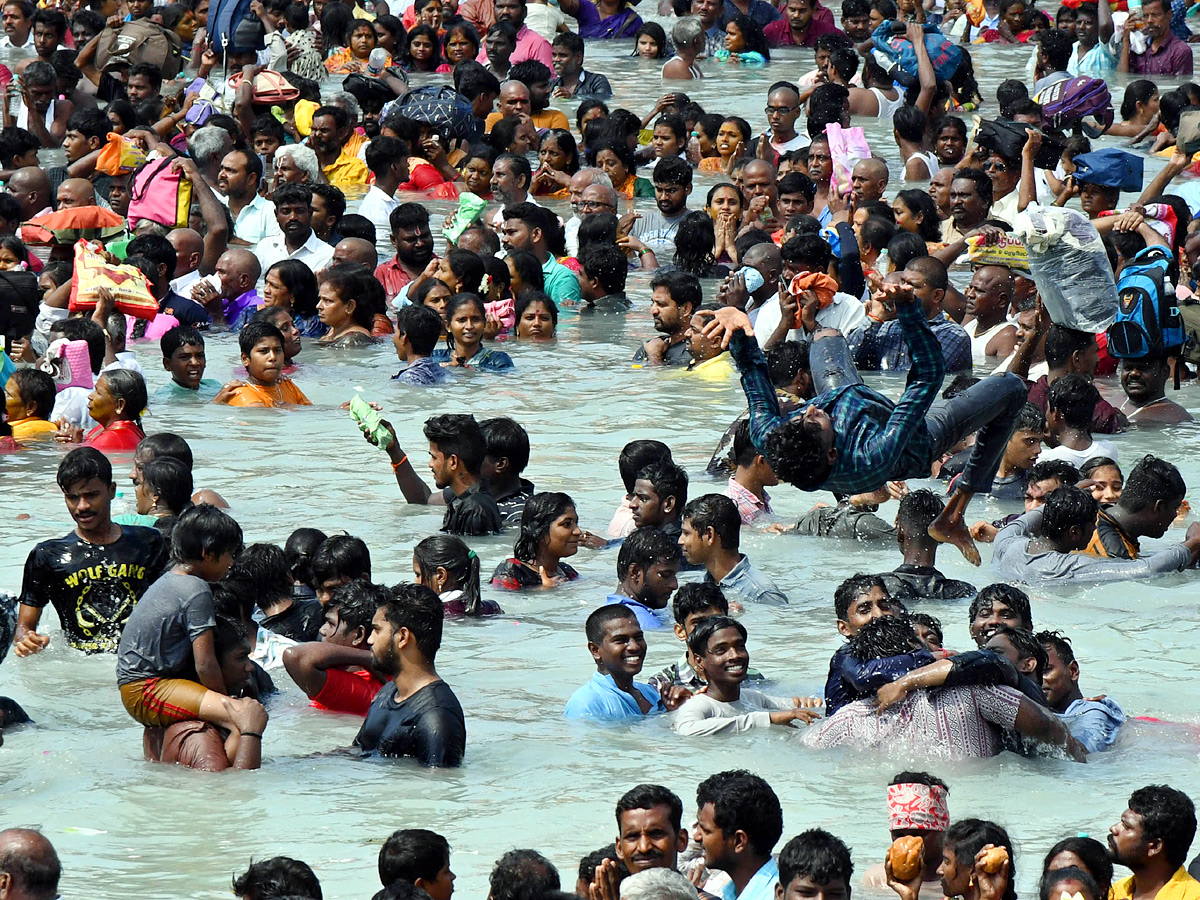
[[16, 99, 54, 132], [967, 319, 1013, 364], [869, 87, 905, 119]]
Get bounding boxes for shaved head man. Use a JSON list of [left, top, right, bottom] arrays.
[[167, 228, 204, 278], [0, 829, 60, 900], [6, 167, 51, 219], [965, 264, 1018, 362], [581, 182, 619, 215], [851, 157, 889, 204], [194, 247, 262, 325], [56, 177, 95, 210], [333, 236, 378, 268], [496, 81, 531, 119]]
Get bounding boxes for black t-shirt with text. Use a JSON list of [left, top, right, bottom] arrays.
[[19, 526, 168, 653], [353, 680, 466, 767]]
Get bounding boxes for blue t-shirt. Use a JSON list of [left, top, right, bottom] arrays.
[[564, 672, 663, 719]]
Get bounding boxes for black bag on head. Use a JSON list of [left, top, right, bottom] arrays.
[[975, 119, 1064, 170]]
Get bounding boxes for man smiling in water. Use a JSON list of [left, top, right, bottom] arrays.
[[565, 604, 665, 720]]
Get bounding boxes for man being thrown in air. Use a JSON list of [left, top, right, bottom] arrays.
[[704, 280, 1027, 565]]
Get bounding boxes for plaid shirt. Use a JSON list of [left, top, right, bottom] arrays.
[[731, 302, 944, 495], [848, 312, 972, 375], [723, 477, 771, 524]]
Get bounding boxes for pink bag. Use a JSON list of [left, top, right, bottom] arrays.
[[127, 157, 192, 229], [826, 123, 871, 199], [485, 298, 516, 329]]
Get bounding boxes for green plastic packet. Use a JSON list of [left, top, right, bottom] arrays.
[[349, 395, 392, 450], [443, 192, 489, 244]]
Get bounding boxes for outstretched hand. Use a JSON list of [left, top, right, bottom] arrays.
[[701, 307, 754, 349]]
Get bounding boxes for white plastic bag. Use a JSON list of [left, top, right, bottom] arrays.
[[1014, 204, 1118, 332]]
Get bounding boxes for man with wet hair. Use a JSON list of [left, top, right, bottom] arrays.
[[608, 527, 682, 631], [489, 850, 560, 900], [880, 490, 976, 603], [993, 485, 1200, 582], [1083, 455, 1189, 561], [693, 770, 784, 900], [1037, 629, 1124, 752], [378, 829, 455, 900], [678, 494, 787, 606], [968, 584, 1033, 646]]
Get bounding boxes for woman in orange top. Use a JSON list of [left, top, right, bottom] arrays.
[[325, 20, 393, 75], [78, 369, 147, 453]]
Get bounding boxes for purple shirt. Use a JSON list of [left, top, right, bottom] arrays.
[[476, 23, 553, 67], [575, 0, 643, 38], [225, 288, 261, 324], [1131, 32, 1194, 75]]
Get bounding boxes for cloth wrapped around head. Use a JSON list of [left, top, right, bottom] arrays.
[[887, 782, 950, 831]]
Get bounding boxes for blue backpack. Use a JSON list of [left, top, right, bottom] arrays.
[[870, 21, 963, 84], [1107, 246, 1184, 358]]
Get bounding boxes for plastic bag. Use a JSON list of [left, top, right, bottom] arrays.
[[443, 191, 488, 243], [826, 123, 870, 199], [95, 131, 146, 176], [1014, 204, 1118, 332], [69, 240, 159, 321]]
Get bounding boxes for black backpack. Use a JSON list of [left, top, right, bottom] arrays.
[[0, 268, 39, 355]]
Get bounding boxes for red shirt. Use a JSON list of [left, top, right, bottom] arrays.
[[375, 254, 439, 304], [397, 162, 448, 192], [84, 420, 145, 452], [310, 667, 385, 716]]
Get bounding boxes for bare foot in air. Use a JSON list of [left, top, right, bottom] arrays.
[[929, 509, 982, 566]]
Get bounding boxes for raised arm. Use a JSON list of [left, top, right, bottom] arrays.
[[704, 308, 788, 456], [908, 23, 937, 116], [373, 420, 440, 505], [282, 642, 377, 697], [172, 156, 229, 275]]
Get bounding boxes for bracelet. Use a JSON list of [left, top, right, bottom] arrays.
[[240, 731, 263, 739], [637, 247, 652, 257], [391, 454, 408, 470]]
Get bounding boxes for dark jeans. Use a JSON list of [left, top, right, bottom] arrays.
[[927, 373, 1028, 494], [811, 332, 1026, 495]]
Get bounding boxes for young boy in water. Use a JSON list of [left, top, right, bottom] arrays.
[[648, 582, 764, 695], [393, 304, 448, 386], [117, 505, 268, 759], [159, 326, 221, 399], [4, 369, 58, 441], [214, 321, 311, 408]]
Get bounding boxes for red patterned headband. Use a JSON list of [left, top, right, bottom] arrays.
[[888, 782, 950, 831]]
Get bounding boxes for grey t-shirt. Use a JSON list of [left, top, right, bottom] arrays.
[[116, 573, 216, 685], [631, 208, 688, 261]]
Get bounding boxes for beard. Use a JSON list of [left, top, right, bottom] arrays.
[[374, 641, 402, 679]]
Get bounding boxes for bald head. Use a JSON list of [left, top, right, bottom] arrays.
[[966, 264, 1015, 321], [215, 248, 261, 298], [851, 157, 889, 203], [498, 81, 531, 117], [581, 182, 618, 211], [743, 241, 782, 295], [0, 829, 60, 900], [7, 167, 51, 220], [167, 228, 204, 277], [333, 237, 377, 268], [56, 178, 96, 210]]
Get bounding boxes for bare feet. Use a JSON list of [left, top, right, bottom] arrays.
[[929, 508, 982, 566]]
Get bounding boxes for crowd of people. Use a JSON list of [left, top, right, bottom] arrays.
[[2, 0, 1200, 892]]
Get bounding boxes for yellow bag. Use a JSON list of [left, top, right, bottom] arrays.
[[94, 131, 147, 176], [966, 232, 1030, 273], [69, 240, 159, 321]]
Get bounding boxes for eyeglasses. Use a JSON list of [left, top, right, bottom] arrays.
[[983, 160, 1011, 172], [765, 105, 799, 115], [580, 200, 616, 210]]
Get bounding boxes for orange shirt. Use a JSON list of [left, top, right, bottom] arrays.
[[220, 379, 311, 408]]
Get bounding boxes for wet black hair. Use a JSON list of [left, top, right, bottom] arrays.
[[834, 573, 888, 621], [285, 527, 327, 589], [682, 494, 740, 550], [847, 615, 920, 661], [1119, 454, 1185, 513], [619, 440, 672, 493], [695, 770, 782, 858], [615, 527, 682, 581], [1047, 373, 1100, 431], [944, 820, 1016, 900], [232, 857, 322, 900], [513, 492, 575, 564], [379, 582, 443, 660], [379, 829, 450, 888], [139, 456, 192, 516], [413, 534, 483, 615], [57, 445, 112, 491], [423, 413, 486, 476], [311, 534, 372, 585], [970, 583, 1033, 631], [672, 582, 728, 627], [778, 829, 854, 890], [1041, 837, 1112, 897], [616, 784, 684, 832], [1040, 485, 1098, 542], [171, 504, 243, 564]]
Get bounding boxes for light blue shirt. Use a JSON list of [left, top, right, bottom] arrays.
[[564, 672, 664, 720], [1058, 696, 1125, 752], [708, 555, 788, 606], [719, 858, 780, 900], [605, 594, 670, 630]]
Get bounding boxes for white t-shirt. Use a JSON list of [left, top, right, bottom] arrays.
[[753, 291, 866, 348], [1038, 439, 1120, 467]]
